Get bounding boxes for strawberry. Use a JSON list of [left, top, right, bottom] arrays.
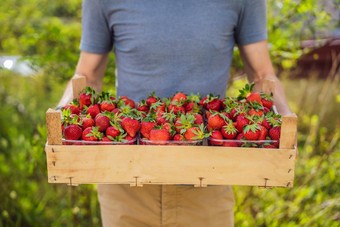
[[209, 130, 223, 146], [230, 106, 246, 121], [82, 127, 103, 141], [248, 108, 264, 117], [207, 112, 226, 130], [81, 115, 95, 130], [207, 98, 222, 112], [99, 136, 113, 145], [87, 104, 101, 118], [63, 99, 80, 115], [146, 92, 159, 106], [122, 117, 141, 138], [243, 124, 261, 140], [168, 104, 185, 115], [99, 91, 116, 112], [136, 100, 149, 112], [193, 113, 203, 125], [120, 96, 135, 108], [79, 87, 96, 109], [123, 135, 136, 145], [173, 134, 184, 141], [237, 83, 262, 105], [269, 126, 281, 141], [222, 141, 238, 147], [236, 115, 249, 132], [221, 122, 238, 139], [106, 125, 122, 139], [262, 143, 277, 149], [258, 125, 268, 141], [235, 133, 245, 146], [95, 112, 111, 132], [174, 114, 195, 133], [260, 92, 274, 109], [199, 96, 208, 108], [64, 124, 82, 140], [184, 124, 207, 141], [149, 100, 166, 113], [172, 92, 187, 103], [149, 128, 170, 145], [140, 121, 157, 139]]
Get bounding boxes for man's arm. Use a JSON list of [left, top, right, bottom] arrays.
[[57, 51, 110, 107], [238, 40, 292, 116]]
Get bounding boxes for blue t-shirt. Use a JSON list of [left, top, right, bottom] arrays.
[[80, 0, 267, 101]]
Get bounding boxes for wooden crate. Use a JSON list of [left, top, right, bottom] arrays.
[[45, 76, 297, 187]]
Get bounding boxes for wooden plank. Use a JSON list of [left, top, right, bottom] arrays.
[[262, 79, 276, 95], [280, 113, 298, 149], [46, 109, 62, 145], [72, 74, 86, 99], [45, 145, 295, 187]]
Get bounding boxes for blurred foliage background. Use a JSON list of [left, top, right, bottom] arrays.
[[0, 0, 339, 226]]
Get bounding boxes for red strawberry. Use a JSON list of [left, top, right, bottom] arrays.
[[230, 106, 245, 121], [207, 98, 222, 112], [95, 113, 111, 132], [146, 92, 159, 106], [120, 96, 135, 108], [262, 117, 272, 130], [64, 124, 82, 140], [82, 127, 103, 141], [173, 134, 184, 141], [99, 136, 113, 145], [237, 83, 262, 104], [243, 124, 261, 140], [64, 102, 80, 115], [140, 121, 157, 139], [269, 126, 281, 141], [79, 87, 96, 109], [261, 93, 274, 109], [222, 141, 238, 147], [123, 135, 136, 145], [236, 115, 249, 132], [168, 104, 185, 115], [263, 144, 277, 149], [207, 112, 226, 130], [106, 125, 122, 139], [235, 133, 245, 146], [199, 96, 208, 108], [101, 102, 116, 112], [209, 130, 223, 146], [122, 117, 141, 138], [137, 100, 149, 112], [184, 124, 206, 141], [221, 123, 238, 139], [81, 116, 95, 130], [87, 104, 101, 118], [149, 129, 170, 145], [248, 108, 264, 117], [172, 92, 187, 103], [193, 113, 203, 125], [258, 125, 268, 141]]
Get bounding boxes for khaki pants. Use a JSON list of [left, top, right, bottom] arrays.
[[98, 184, 235, 227]]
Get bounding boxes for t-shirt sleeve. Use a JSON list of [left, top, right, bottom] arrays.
[[80, 0, 113, 54], [235, 0, 268, 45]]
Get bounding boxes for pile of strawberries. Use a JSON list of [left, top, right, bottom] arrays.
[[61, 83, 282, 148]]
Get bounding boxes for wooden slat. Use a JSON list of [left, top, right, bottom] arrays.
[[262, 79, 276, 95], [72, 74, 86, 99], [45, 145, 295, 187], [280, 113, 298, 149], [46, 109, 62, 145]]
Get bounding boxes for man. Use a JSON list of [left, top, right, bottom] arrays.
[[58, 0, 292, 226]]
